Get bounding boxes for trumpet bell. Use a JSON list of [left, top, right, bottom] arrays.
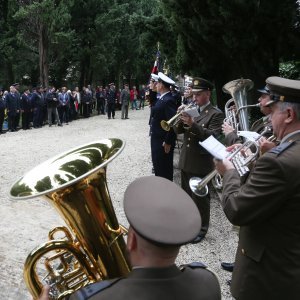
[[189, 177, 209, 197], [160, 120, 171, 131]]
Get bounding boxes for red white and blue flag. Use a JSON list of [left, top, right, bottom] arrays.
[[151, 47, 160, 75]]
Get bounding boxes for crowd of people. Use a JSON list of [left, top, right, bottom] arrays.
[[0, 83, 151, 134]]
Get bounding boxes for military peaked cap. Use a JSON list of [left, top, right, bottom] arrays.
[[192, 77, 214, 92], [124, 176, 201, 245], [266, 76, 300, 106]]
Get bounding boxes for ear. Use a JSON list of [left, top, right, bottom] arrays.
[[285, 107, 295, 124], [126, 227, 137, 252]]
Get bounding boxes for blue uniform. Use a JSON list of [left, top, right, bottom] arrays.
[[150, 91, 177, 181]]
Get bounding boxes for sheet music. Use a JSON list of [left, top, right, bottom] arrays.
[[199, 136, 228, 160], [238, 131, 261, 141], [184, 106, 200, 118]]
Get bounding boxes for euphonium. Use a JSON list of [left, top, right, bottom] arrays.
[[223, 79, 254, 131], [10, 139, 131, 299], [189, 127, 274, 197], [161, 102, 195, 131]]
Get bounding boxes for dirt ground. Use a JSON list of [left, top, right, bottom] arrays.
[[0, 107, 237, 299]]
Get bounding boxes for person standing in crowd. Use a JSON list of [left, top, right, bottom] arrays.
[[20, 88, 32, 130], [46, 86, 62, 127], [5, 85, 20, 132], [139, 84, 146, 109], [38, 176, 221, 300], [175, 78, 224, 243], [0, 88, 6, 134], [120, 84, 130, 119], [96, 86, 106, 115], [183, 83, 193, 105], [171, 85, 182, 108], [215, 76, 300, 300], [150, 72, 177, 181], [130, 85, 139, 110], [58, 87, 70, 125], [106, 83, 116, 119], [82, 87, 92, 118], [67, 89, 76, 122], [12, 83, 21, 129], [31, 86, 44, 128], [148, 74, 159, 126]]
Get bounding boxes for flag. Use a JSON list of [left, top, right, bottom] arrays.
[[151, 50, 160, 75]]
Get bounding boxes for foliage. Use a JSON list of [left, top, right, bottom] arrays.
[[0, 0, 299, 97]]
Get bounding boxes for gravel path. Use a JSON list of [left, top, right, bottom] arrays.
[[0, 107, 237, 299]]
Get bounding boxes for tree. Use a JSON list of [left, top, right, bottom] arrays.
[[160, 0, 300, 107]]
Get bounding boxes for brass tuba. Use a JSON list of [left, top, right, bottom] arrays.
[[223, 79, 254, 131], [10, 138, 131, 299]]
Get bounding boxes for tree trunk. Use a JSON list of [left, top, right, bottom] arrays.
[[39, 23, 49, 88]]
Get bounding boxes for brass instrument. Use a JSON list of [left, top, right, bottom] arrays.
[[190, 127, 274, 197], [161, 102, 195, 131], [223, 79, 254, 131], [10, 139, 131, 299]]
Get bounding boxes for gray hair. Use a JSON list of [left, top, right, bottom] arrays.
[[277, 101, 300, 121]]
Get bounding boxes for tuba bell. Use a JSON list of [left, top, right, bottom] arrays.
[[223, 79, 254, 131], [10, 138, 131, 299]]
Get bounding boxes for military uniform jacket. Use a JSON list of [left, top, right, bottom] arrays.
[[5, 92, 20, 114], [174, 103, 224, 176], [221, 131, 300, 300], [70, 264, 221, 300], [150, 92, 177, 145]]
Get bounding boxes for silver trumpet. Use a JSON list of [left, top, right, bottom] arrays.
[[190, 127, 274, 197], [161, 102, 195, 131]]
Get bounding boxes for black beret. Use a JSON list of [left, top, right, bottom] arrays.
[[266, 76, 300, 106], [192, 77, 214, 92], [124, 176, 201, 245]]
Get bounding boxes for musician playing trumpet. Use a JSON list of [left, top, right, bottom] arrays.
[[173, 77, 224, 243]]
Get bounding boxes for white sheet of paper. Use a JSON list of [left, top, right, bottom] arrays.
[[238, 131, 260, 142], [199, 136, 228, 160], [184, 107, 200, 118]]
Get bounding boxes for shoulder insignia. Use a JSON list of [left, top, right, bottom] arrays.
[[269, 141, 295, 156], [71, 278, 121, 300], [180, 261, 207, 270]]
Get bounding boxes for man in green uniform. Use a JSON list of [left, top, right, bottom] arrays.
[[38, 176, 221, 300], [175, 77, 224, 243], [215, 76, 300, 300]]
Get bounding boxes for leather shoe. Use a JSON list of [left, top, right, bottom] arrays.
[[191, 235, 205, 244], [221, 262, 234, 272]]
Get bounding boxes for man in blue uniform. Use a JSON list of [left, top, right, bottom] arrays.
[[150, 72, 177, 181]]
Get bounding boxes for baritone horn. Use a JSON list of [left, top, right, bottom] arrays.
[[223, 78, 254, 131], [161, 102, 195, 131], [10, 138, 131, 299]]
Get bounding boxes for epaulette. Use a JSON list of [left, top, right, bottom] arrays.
[[180, 261, 207, 270], [269, 141, 295, 156], [70, 278, 121, 300]]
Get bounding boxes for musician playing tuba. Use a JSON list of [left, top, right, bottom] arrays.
[[38, 176, 221, 300], [222, 85, 276, 152], [173, 77, 224, 244]]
